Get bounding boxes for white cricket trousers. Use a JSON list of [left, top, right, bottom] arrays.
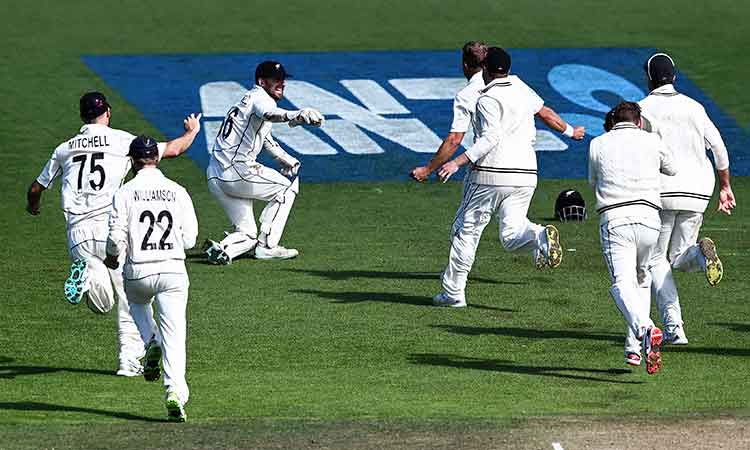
[[625, 210, 705, 352], [125, 272, 190, 405], [207, 161, 298, 257], [599, 218, 660, 340], [67, 221, 145, 365], [441, 184, 545, 301], [652, 210, 705, 321]]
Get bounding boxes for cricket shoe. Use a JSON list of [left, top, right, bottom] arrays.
[[540, 225, 563, 269], [665, 324, 688, 345], [165, 390, 187, 422], [254, 245, 298, 260], [642, 326, 663, 375], [699, 238, 723, 286], [116, 360, 144, 377], [143, 339, 162, 382], [203, 239, 231, 265], [64, 259, 89, 305], [625, 352, 641, 367], [432, 292, 467, 308]]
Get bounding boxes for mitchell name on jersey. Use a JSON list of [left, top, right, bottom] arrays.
[[68, 135, 111, 150]]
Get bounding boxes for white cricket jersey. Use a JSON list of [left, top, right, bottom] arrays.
[[588, 122, 677, 223], [210, 86, 284, 171], [639, 84, 729, 213], [464, 76, 544, 187], [36, 123, 165, 227], [449, 71, 485, 137], [107, 167, 198, 280]]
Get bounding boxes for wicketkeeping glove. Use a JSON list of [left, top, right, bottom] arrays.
[[288, 108, 324, 128], [281, 162, 300, 177], [279, 155, 301, 177]]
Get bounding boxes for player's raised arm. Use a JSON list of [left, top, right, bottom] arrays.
[[161, 113, 202, 159], [536, 105, 585, 140]]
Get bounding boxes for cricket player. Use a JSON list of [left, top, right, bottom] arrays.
[[105, 135, 198, 422], [410, 41, 488, 182], [589, 101, 676, 374], [26, 92, 201, 376], [433, 47, 585, 308], [203, 60, 324, 264], [623, 53, 735, 351]]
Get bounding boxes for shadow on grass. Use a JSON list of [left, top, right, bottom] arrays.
[[292, 289, 431, 306], [708, 322, 750, 333], [409, 353, 640, 384], [433, 324, 621, 344], [666, 346, 750, 357], [0, 362, 113, 379], [285, 269, 526, 286], [0, 402, 166, 422], [292, 289, 515, 311]]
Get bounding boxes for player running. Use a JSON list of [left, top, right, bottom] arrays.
[[589, 101, 676, 374], [432, 47, 585, 308], [410, 41, 488, 182], [203, 60, 324, 264], [621, 53, 736, 354], [26, 92, 201, 376], [105, 135, 198, 422]]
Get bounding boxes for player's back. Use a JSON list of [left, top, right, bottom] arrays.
[[210, 86, 275, 170], [112, 167, 198, 280], [589, 123, 673, 221], [639, 88, 710, 169], [639, 84, 723, 210], [467, 75, 543, 188], [41, 124, 135, 226]]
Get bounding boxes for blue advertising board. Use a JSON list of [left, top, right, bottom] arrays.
[[83, 49, 747, 182]]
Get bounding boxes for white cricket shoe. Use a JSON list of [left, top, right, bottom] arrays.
[[165, 390, 187, 422], [665, 324, 689, 345], [116, 360, 144, 377], [625, 352, 641, 367], [254, 245, 298, 260], [432, 292, 467, 308]]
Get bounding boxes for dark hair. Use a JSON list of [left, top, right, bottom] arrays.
[[462, 41, 488, 70], [604, 108, 616, 132], [484, 46, 511, 75], [612, 101, 641, 125]]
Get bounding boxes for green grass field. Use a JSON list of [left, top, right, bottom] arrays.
[[1, 1, 749, 449]]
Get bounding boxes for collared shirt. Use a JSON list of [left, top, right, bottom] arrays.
[[36, 124, 165, 227], [464, 75, 544, 187], [449, 71, 485, 137], [210, 85, 287, 171], [107, 167, 198, 280], [639, 84, 729, 212], [589, 122, 676, 223]]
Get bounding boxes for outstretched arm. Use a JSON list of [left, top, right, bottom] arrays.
[[536, 106, 585, 140], [410, 132, 465, 182], [162, 113, 202, 159]]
